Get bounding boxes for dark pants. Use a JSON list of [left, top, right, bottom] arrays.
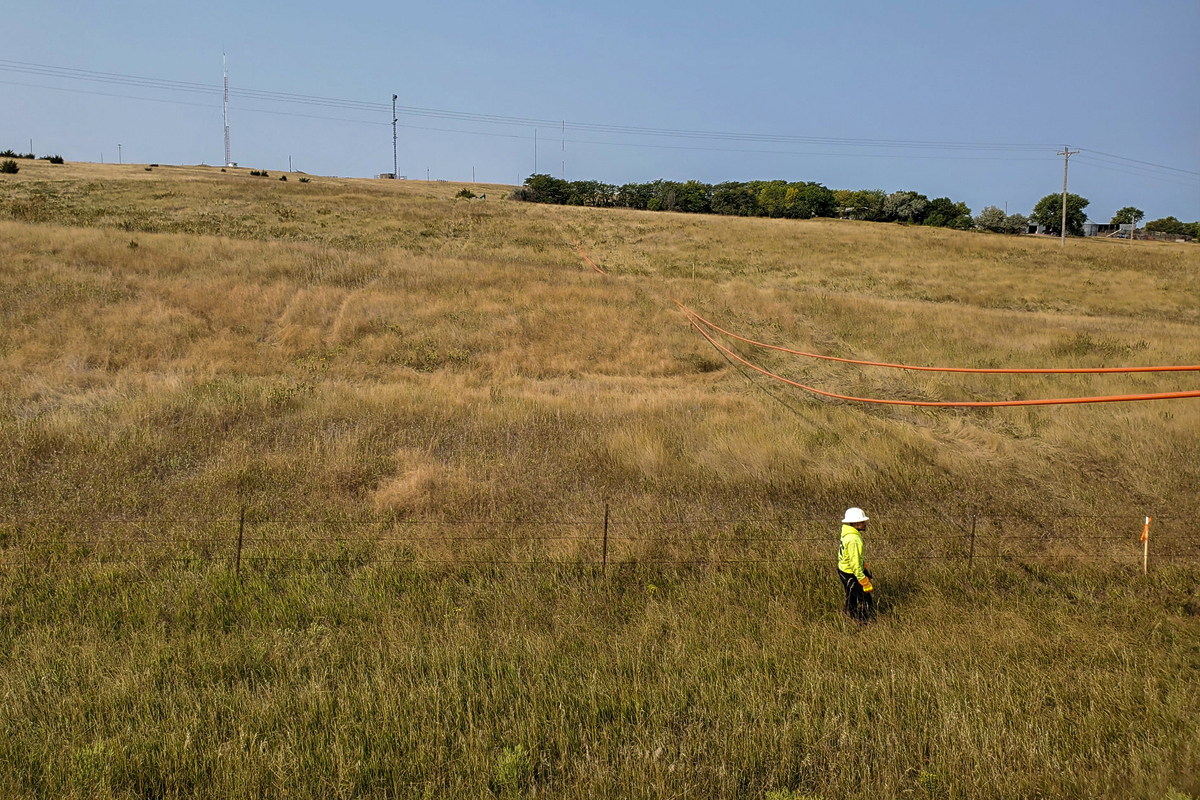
[[839, 568, 874, 621]]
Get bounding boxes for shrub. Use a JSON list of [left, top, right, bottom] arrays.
[[0, 159, 19, 174], [298, 177, 310, 183], [455, 188, 476, 199], [39, 155, 65, 164], [279, 175, 287, 181]]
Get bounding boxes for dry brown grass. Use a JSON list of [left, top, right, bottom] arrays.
[[1, 160, 1198, 546]]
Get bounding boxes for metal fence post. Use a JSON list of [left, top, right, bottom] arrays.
[[602, 503, 609, 575], [236, 507, 245, 579], [969, 513, 977, 570]]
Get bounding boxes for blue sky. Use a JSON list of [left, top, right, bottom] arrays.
[[3, 0, 1197, 222]]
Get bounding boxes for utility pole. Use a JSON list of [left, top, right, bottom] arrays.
[[1057, 146, 1079, 247], [118, 143, 122, 164], [392, 94, 398, 180], [223, 53, 231, 167]]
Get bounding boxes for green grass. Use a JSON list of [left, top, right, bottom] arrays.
[[2, 559, 1197, 799]]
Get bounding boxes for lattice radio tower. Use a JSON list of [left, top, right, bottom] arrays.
[[223, 53, 231, 167]]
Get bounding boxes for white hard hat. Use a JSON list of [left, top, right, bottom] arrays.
[[842, 507, 869, 524]]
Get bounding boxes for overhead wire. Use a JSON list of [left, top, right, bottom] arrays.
[[5, 57, 1192, 179]]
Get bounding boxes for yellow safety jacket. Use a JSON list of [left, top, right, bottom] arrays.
[[838, 524, 866, 580]]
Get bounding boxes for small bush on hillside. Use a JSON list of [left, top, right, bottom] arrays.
[[0, 160, 19, 174], [39, 155, 65, 164], [279, 175, 287, 181], [298, 177, 310, 183], [456, 188, 476, 199], [1, 149, 34, 159]]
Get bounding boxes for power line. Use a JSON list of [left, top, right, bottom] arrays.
[[4, 57, 1196, 190], [0, 59, 1108, 157], [1077, 148, 1200, 177]]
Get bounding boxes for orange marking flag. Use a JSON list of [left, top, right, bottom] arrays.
[[1140, 516, 1151, 543]]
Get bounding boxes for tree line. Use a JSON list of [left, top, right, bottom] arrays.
[[511, 174, 1197, 239], [512, 175, 974, 229]]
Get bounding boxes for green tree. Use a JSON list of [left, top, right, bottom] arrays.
[[712, 182, 758, 216], [783, 182, 837, 219], [1030, 192, 1089, 236], [616, 182, 654, 210], [566, 180, 616, 207], [520, 174, 570, 204], [1002, 212, 1029, 234], [974, 205, 1006, 232], [884, 191, 929, 224], [835, 189, 887, 221], [756, 181, 788, 218], [1144, 216, 1195, 237], [924, 197, 973, 229], [673, 180, 713, 214], [1110, 206, 1144, 226]]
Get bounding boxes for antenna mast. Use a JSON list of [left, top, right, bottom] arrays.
[[223, 53, 231, 167]]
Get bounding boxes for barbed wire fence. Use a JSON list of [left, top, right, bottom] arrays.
[[0, 507, 1192, 574]]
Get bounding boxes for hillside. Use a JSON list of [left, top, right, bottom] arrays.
[[1, 160, 1197, 548], [1, 161, 1198, 799]]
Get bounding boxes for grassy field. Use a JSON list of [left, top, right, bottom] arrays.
[[1, 160, 1198, 798]]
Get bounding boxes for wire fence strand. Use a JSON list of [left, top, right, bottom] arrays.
[[1, 511, 1192, 571]]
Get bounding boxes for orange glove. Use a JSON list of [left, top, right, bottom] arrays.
[[858, 576, 874, 592]]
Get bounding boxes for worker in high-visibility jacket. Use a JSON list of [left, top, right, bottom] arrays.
[[837, 507, 874, 622]]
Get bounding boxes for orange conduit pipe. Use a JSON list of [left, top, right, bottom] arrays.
[[680, 306, 1200, 407], [676, 301, 1200, 375], [573, 239, 607, 275]]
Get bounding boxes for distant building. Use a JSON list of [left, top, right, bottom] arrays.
[[1082, 222, 1121, 237]]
